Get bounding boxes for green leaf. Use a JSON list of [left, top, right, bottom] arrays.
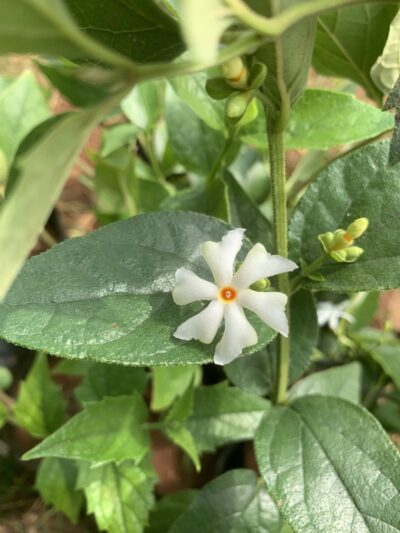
[[249, 0, 316, 116], [0, 0, 135, 68], [0, 366, 12, 390], [355, 330, 400, 389], [255, 396, 400, 533], [14, 354, 65, 439], [24, 394, 150, 464], [241, 89, 394, 150], [224, 170, 273, 249], [147, 490, 198, 533], [288, 362, 362, 404], [347, 292, 379, 332], [169, 73, 227, 133], [0, 72, 49, 163], [371, 11, 400, 95], [382, 77, 400, 166], [313, 4, 397, 100], [151, 365, 200, 411], [101, 123, 138, 157], [65, 0, 184, 63], [75, 363, 148, 404], [0, 109, 100, 300], [0, 402, 8, 429], [35, 458, 83, 524], [225, 290, 317, 396], [169, 469, 284, 533], [0, 211, 276, 366], [164, 425, 201, 472], [161, 179, 229, 220], [165, 86, 226, 175], [289, 140, 400, 291], [185, 383, 270, 452], [77, 457, 156, 533], [122, 81, 164, 130]]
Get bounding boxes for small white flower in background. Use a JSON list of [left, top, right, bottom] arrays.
[[317, 300, 355, 331], [172, 229, 298, 365]]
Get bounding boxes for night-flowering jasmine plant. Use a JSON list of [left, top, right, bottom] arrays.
[[172, 229, 298, 365]]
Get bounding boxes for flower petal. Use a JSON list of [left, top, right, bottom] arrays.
[[214, 303, 257, 365], [172, 268, 218, 305], [238, 289, 289, 337], [232, 243, 297, 289], [174, 300, 224, 344], [201, 228, 245, 287]]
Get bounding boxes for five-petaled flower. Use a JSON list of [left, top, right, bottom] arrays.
[[172, 229, 298, 365]]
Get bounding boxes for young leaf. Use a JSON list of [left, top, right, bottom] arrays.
[[77, 457, 156, 533], [0, 211, 276, 366], [169, 469, 284, 533], [313, 4, 397, 101], [151, 365, 200, 412], [147, 490, 198, 533], [255, 396, 400, 533], [75, 363, 148, 404], [241, 89, 394, 150], [371, 10, 400, 95], [0, 109, 100, 300], [24, 394, 150, 464], [35, 458, 83, 524], [289, 140, 400, 292], [0, 72, 49, 163], [288, 362, 362, 404], [185, 383, 270, 452], [14, 354, 65, 439], [122, 80, 164, 130], [65, 0, 184, 63]]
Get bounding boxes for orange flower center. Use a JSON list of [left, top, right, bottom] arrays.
[[343, 232, 354, 244], [219, 286, 237, 303]]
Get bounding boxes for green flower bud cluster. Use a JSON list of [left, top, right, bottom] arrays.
[[318, 218, 369, 263], [205, 57, 267, 126]]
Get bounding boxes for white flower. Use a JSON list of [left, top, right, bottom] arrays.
[[172, 229, 298, 365], [317, 300, 355, 331]]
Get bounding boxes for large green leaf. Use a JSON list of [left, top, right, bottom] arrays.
[[255, 396, 400, 533], [147, 490, 198, 533], [14, 354, 66, 439], [241, 89, 394, 150], [0, 0, 135, 68], [24, 394, 150, 463], [66, 0, 184, 63], [35, 458, 83, 524], [0, 212, 276, 365], [185, 383, 270, 452], [288, 362, 362, 404], [151, 365, 200, 411], [0, 109, 100, 300], [313, 4, 397, 100], [289, 140, 400, 291], [0, 72, 49, 163], [169, 469, 284, 533], [77, 457, 156, 533]]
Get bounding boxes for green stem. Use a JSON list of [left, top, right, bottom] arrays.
[[267, 126, 289, 404], [290, 254, 327, 294], [208, 132, 236, 183]]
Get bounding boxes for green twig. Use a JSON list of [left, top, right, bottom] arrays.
[[290, 254, 327, 294]]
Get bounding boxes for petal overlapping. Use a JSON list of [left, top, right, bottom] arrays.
[[214, 303, 257, 365], [201, 228, 245, 287], [173, 300, 224, 344], [172, 268, 218, 305], [232, 243, 297, 289], [238, 289, 289, 337]]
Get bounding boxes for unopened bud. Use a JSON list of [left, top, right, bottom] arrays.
[[225, 91, 253, 123], [346, 218, 369, 239], [330, 246, 364, 263], [250, 277, 271, 291], [221, 57, 248, 89]]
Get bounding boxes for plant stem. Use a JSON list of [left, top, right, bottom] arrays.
[[267, 125, 289, 404], [208, 132, 236, 183], [290, 254, 327, 294]]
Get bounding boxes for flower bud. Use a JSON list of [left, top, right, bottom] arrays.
[[318, 231, 335, 254], [221, 57, 248, 89], [346, 217, 369, 239], [330, 246, 364, 263], [250, 277, 271, 291], [225, 91, 253, 124]]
